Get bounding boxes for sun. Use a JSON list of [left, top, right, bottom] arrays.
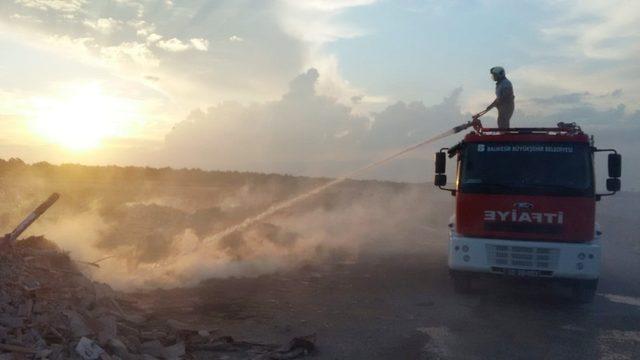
[[31, 84, 130, 150]]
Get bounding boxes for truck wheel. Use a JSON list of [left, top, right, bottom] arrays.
[[572, 279, 598, 303], [452, 274, 472, 294]]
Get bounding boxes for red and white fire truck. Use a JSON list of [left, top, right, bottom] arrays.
[[434, 121, 622, 302]]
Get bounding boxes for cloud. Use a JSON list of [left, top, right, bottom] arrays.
[[0, 0, 385, 135], [160, 68, 465, 180], [156, 38, 198, 52], [531, 92, 590, 105], [0, 1, 315, 106], [9, 13, 42, 22], [541, 0, 640, 60], [15, 0, 85, 13], [146, 33, 162, 43], [292, 0, 377, 12], [508, 1, 640, 118], [162, 68, 368, 171], [189, 38, 208, 51], [368, 88, 466, 145], [100, 41, 159, 67], [278, 0, 377, 45], [277, 0, 382, 106], [610, 89, 623, 98], [157, 67, 640, 187], [519, 102, 634, 127], [83, 18, 121, 34], [510, 63, 639, 115], [528, 90, 631, 117], [155, 38, 209, 53]]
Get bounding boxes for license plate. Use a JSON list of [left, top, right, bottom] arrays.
[[503, 268, 541, 277]]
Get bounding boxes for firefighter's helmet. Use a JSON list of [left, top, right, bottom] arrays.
[[490, 66, 505, 78]]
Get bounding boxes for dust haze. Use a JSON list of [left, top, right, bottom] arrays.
[[0, 159, 452, 290]]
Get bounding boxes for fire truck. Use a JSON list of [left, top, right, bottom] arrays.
[[434, 120, 622, 302]]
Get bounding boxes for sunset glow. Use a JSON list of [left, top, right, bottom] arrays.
[[31, 84, 132, 150]]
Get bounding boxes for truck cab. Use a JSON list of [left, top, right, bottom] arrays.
[[434, 122, 621, 302]]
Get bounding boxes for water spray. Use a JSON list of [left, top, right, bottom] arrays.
[[202, 119, 480, 246]]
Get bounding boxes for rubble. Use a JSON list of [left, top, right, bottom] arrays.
[[75, 337, 104, 359], [0, 236, 316, 359]]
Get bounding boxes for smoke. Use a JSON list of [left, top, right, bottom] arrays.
[[76, 181, 450, 290], [31, 205, 109, 262], [0, 160, 452, 290], [196, 125, 458, 247]]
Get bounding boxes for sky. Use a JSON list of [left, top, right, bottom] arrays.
[[0, 0, 638, 188]]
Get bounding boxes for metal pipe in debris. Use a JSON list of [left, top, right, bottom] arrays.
[[3, 193, 60, 245]]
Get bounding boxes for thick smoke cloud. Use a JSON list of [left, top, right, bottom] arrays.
[[0, 159, 451, 290]]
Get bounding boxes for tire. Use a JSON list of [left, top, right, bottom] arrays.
[[572, 279, 598, 303], [452, 273, 472, 294]]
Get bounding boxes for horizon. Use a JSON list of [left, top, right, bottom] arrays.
[[3, 157, 640, 195]]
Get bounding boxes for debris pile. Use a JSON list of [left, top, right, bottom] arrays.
[[0, 236, 315, 359]]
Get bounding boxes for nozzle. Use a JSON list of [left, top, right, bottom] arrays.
[[452, 117, 483, 134], [453, 121, 472, 134]]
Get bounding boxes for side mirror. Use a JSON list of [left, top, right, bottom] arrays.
[[606, 178, 621, 192], [434, 174, 447, 187], [435, 152, 446, 174], [595, 149, 621, 200], [608, 153, 621, 178]]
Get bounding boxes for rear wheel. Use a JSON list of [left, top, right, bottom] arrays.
[[452, 273, 472, 294], [572, 279, 598, 303]]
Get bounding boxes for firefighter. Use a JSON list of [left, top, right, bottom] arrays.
[[485, 66, 514, 129]]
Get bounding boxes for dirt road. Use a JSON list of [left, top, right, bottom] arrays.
[[133, 203, 640, 360]]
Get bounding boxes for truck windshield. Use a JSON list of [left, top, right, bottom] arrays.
[[459, 142, 593, 196]]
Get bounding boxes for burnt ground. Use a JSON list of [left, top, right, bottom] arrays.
[[132, 208, 640, 360]]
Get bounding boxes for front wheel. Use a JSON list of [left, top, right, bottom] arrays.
[[572, 279, 598, 303]]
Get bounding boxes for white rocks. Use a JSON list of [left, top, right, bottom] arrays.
[[75, 337, 105, 360]]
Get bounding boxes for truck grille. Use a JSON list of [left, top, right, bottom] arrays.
[[486, 244, 559, 270]]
